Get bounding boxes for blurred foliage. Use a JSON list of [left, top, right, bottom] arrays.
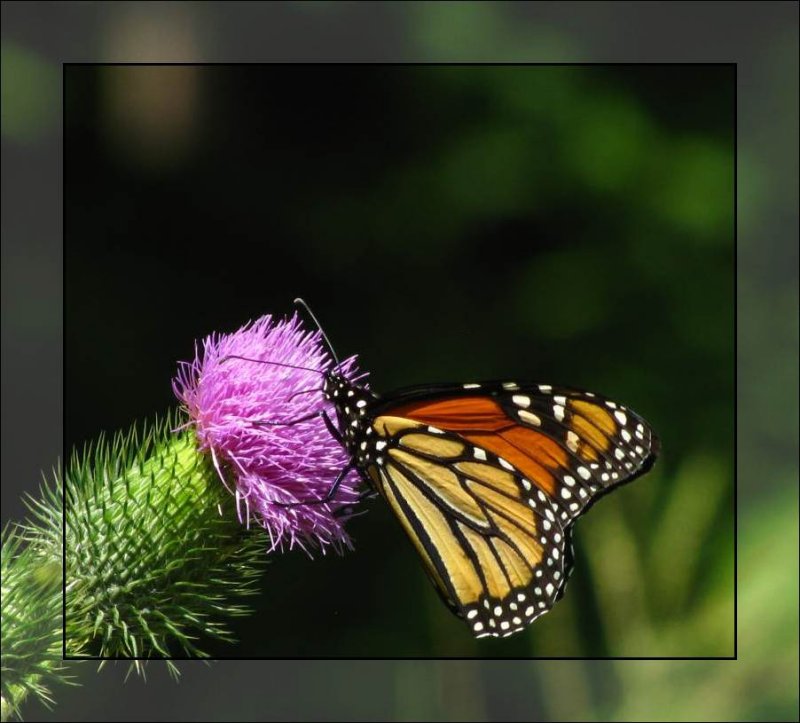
[[0, 42, 59, 144]]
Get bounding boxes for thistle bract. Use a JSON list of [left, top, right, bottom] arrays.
[[65, 413, 265, 664], [173, 313, 365, 553], [1, 481, 68, 720]]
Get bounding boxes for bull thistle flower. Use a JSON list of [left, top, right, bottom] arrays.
[[173, 313, 366, 553], [2, 308, 366, 721]]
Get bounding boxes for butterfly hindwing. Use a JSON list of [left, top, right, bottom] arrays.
[[367, 417, 570, 638]]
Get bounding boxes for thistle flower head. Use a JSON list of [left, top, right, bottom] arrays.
[[173, 313, 365, 553]]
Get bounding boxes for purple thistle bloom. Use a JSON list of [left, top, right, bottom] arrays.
[[173, 313, 366, 554]]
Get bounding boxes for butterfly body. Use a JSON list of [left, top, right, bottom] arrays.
[[323, 372, 381, 469], [322, 371, 659, 639]]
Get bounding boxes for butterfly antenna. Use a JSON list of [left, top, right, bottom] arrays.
[[294, 297, 341, 366], [218, 355, 324, 375]]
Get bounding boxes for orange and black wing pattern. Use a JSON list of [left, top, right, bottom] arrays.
[[364, 381, 659, 638]]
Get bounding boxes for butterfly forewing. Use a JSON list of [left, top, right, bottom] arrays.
[[373, 382, 659, 524]]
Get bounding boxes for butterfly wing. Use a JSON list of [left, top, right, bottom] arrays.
[[364, 381, 659, 638], [367, 417, 569, 637]]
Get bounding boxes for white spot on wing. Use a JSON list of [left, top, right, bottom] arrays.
[[519, 410, 542, 426], [566, 431, 579, 452]]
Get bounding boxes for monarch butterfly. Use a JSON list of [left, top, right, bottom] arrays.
[[257, 301, 660, 639]]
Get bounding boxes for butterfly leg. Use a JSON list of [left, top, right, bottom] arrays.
[[272, 460, 357, 507], [249, 411, 321, 427], [320, 409, 345, 445], [249, 409, 344, 445], [356, 488, 379, 502]]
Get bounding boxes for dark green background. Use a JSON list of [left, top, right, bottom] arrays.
[[65, 64, 734, 659]]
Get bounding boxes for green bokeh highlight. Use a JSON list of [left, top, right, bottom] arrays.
[[1, 43, 59, 144]]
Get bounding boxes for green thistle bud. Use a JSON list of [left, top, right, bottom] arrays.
[[1, 482, 68, 721], [65, 410, 267, 665]]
